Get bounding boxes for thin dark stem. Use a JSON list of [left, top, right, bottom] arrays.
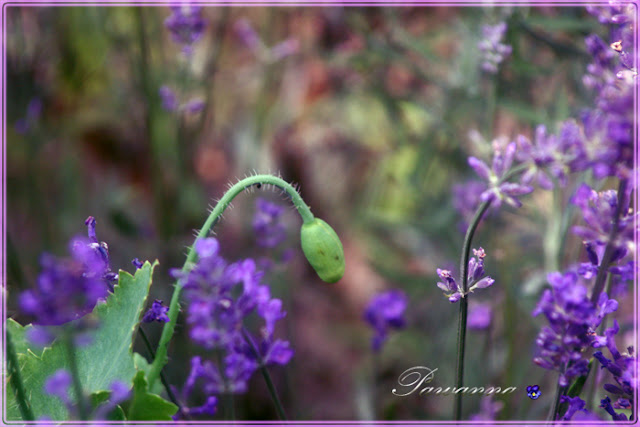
[[242, 329, 287, 421], [64, 334, 89, 420], [137, 326, 186, 417], [548, 382, 568, 422], [590, 179, 628, 304], [6, 328, 35, 421], [454, 199, 492, 421]]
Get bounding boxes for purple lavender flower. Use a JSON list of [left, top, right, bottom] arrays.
[[43, 370, 72, 406], [571, 183, 636, 265], [142, 300, 170, 323], [559, 395, 588, 420], [165, 5, 207, 55], [532, 271, 618, 387], [436, 248, 495, 303], [94, 380, 131, 420], [172, 237, 293, 401], [468, 142, 533, 208], [477, 22, 512, 74], [253, 198, 287, 248], [132, 258, 144, 269], [592, 320, 636, 420], [468, 303, 492, 330], [363, 290, 407, 352], [19, 217, 115, 326], [234, 17, 299, 63]]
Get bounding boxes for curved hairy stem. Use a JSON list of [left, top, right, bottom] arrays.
[[147, 175, 314, 389]]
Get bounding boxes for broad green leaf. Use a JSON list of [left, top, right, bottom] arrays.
[[7, 261, 157, 420], [123, 371, 177, 421], [90, 391, 126, 421]]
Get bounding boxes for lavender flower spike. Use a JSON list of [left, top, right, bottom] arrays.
[[468, 142, 533, 208], [143, 300, 170, 323]]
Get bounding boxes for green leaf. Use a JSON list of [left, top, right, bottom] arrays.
[[123, 371, 177, 421], [90, 391, 126, 421], [132, 352, 163, 395], [7, 261, 158, 420]]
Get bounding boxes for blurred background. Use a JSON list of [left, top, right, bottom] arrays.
[[6, 5, 630, 421]]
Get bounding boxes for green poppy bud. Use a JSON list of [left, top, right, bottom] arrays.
[[300, 218, 345, 283]]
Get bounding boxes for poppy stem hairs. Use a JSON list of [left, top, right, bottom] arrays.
[[146, 174, 345, 390]]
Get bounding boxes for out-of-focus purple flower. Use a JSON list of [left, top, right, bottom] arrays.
[[234, 18, 261, 51], [452, 180, 495, 232], [15, 97, 43, 134], [142, 300, 170, 323], [477, 22, 512, 74], [132, 258, 144, 270], [270, 39, 299, 61], [559, 395, 587, 420], [436, 248, 494, 303], [165, 5, 207, 55], [159, 86, 179, 112], [468, 142, 533, 209], [183, 98, 206, 114], [172, 237, 293, 402], [43, 370, 72, 405], [253, 198, 287, 248], [234, 17, 298, 63], [19, 217, 115, 326], [188, 396, 218, 417], [468, 303, 492, 330], [364, 290, 408, 352], [469, 395, 503, 420]]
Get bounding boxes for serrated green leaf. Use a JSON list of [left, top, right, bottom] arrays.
[[7, 261, 158, 420], [123, 371, 177, 421]]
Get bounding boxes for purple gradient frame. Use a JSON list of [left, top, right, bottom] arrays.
[[1, 1, 638, 426]]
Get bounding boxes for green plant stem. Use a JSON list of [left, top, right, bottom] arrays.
[[137, 326, 185, 416], [453, 163, 528, 421], [64, 333, 89, 420], [454, 199, 492, 421], [242, 329, 287, 420], [147, 175, 314, 390], [6, 328, 35, 421], [589, 179, 628, 304]]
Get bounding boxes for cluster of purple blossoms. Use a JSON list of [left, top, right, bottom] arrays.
[[165, 5, 207, 56], [593, 320, 636, 421], [532, 271, 618, 387], [477, 22, 512, 74], [468, 142, 534, 209], [15, 97, 43, 135], [19, 217, 117, 330], [171, 238, 293, 417], [363, 290, 408, 352], [142, 300, 170, 323], [234, 18, 299, 63], [253, 198, 287, 249], [436, 248, 495, 303], [582, 3, 634, 179], [42, 369, 130, 420]]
